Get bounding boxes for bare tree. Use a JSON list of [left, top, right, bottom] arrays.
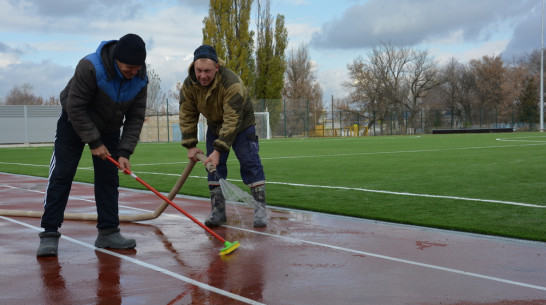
[[516, 76, 540, 126], [368, 43, 413, 133], [5, 84, 43, 105], [346, 43, 437, 133], [502, 62, 529, 124], [458, 65, 478, 126], [43, 96, 60, 105], [344, 56, 389, 129], [436, 58, 462, 127], [146, 64, 167, 114], [170, 81, 183, 104], [404, 49, 439, 129], [283, 44, 323, 135], [470, 55, 505, 126]]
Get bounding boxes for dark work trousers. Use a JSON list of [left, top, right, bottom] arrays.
[[206, 125, 265, 190], [41, 111, 121, 232]]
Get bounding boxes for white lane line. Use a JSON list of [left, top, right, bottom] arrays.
[[2, 190, 546, 293], [4, 212, 545, 293], [228, 226, 546, 292], [0, 216, 265, 305]]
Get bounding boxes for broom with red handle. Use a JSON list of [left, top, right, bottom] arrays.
[[106, 155, 239, 255]]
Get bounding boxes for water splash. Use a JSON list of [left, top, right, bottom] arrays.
[[219, 178, 257, 208]]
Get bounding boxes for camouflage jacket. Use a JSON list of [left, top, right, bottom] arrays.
[[179, 60, 255, 152]]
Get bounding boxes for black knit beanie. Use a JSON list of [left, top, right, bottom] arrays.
[[113, 33, 146, 66], [193, 44, 218, 63]]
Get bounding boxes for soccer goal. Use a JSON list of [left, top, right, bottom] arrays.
[[254, 112, 271, 140], [194, 112, 271, 142]]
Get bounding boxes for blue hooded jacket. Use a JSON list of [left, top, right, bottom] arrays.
[[60, 40, 148, 158]]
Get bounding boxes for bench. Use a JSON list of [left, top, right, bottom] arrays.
[[432, 128, 514, 134]]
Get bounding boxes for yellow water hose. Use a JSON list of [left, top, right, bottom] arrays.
[[0, 159, 198, 222]]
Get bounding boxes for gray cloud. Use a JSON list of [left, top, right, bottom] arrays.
[[177, 0, 209, 10], [502, 5, 542, 59], [0, 41, 25, 56], [0, 60, 73, 99], [7, 0, 144, 20], [310, 0, 537, 50]]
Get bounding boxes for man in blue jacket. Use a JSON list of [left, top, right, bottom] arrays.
[[37, 34, 148, 257]]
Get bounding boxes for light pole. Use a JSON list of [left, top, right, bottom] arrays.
[[540, 0, 544, 132]]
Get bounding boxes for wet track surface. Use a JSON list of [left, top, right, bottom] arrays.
[[1, 173, 545, 304]]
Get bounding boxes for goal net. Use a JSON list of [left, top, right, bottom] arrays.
[[254, 112, 271, 140], [196, 112, 271, 141]]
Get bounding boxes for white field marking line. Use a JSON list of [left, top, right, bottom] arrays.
[[122, 138, 541, 208], [266, 181, 546, 208], [1, 139, 545, 169], [134, 172, 544, 208], [496, 136, 546, 143], [2, 189, 545, 293], [3, 167, 543, 209], [128, 161, 189, 166], [3, 138, 546, 210], [497, 135, 546, 139], [104, 171, 546, 209], [257, 142, 546, 161], [0, 161, 49, 167], [0, 216, 265, 305], [2, 140, 545, 169]]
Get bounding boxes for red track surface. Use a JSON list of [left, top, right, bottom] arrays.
[[1, 172, 545, 305]]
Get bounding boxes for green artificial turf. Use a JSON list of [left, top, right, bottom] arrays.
[[1, 132, 545, 242]]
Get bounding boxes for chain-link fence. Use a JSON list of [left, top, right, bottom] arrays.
[[1, 101, 541, 145], [249, 99, 540, 138], [139, 99, 542, 142]]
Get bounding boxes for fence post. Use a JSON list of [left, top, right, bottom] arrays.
[[390, 112, 393, 135], [421, 109, 423, 134], [356, 113, 360, 137], [339, 110, 343, 137], [495, 107, 498, 128], [156, 111, 160, 142], [306, 100, 309, 137], [166, 98, 170, 142], [283, 99, 287, 138], [331, 95, 334, 132], [372, 110, 376, 137], [24, 106, 29, 145]]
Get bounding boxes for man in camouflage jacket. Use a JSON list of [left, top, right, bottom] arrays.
[[179, 44, 267, 228]]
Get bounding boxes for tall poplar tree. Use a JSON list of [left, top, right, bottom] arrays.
[[202, 0, 255, 91], [255, 0, 288, 100], [254, 0, 288, 128]]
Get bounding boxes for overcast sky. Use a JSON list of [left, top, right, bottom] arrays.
[[0, 0, 541, 104]]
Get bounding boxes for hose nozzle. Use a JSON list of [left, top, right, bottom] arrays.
[[196, 153, 222, 180]]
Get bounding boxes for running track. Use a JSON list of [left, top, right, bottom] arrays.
[[0, 172, 545, 305]]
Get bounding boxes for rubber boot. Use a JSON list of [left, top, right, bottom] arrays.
[[251, 184, 267, 227], [94, 228, 136, 249], [37, 231, 61, 257], [204, 186, 227, 227]]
